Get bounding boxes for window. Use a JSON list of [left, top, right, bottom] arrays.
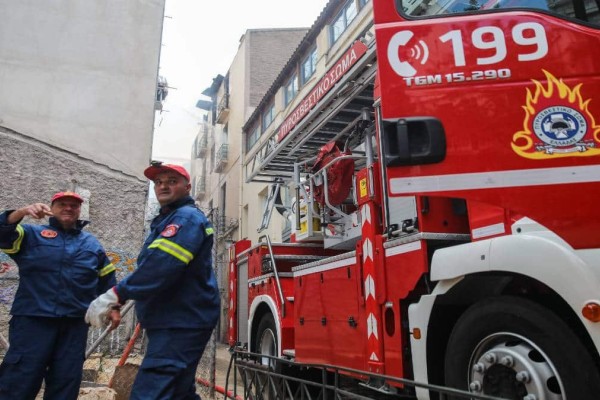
[[247, 125, 261, 152], [262, 104, 275, 131], [301, 48, 318, 85], [284, 75, 298, 106], [403, 0, 599, 23], [330, 0, 359, 43]]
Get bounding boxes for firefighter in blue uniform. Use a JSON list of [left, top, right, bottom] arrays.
[[87, 162, 220, 400], [0, 192, 118, 400]]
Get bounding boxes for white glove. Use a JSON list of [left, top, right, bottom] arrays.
[[85, 287, 120, 328]]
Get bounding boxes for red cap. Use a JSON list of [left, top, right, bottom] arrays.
[[144, 163, 190, 182], [51, 191, 84, 203]]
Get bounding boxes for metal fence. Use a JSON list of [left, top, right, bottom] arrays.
[[196, 330, 218, 399], [225, 349, 510, 400]]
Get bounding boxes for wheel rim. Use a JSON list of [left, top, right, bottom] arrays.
[[258, 327, 276, 367], [467, 332, 565, 400]]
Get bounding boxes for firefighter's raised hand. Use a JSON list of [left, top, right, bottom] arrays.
[[9, 203, 53, 223]]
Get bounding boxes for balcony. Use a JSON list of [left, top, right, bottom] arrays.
[[213, 143, 228, 173], [155, 75, 168, 111], [213, 215, 239, 237], [194, 176, 206, 200], [216, 215, 227, 232], [216, 94, 230, 124], [195, 133, 208, 158]]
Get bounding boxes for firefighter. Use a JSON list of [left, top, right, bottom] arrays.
[[86, 162, 220, 400], [0, 192, 118, 400]]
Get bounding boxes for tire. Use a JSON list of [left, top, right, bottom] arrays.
[[255, 313, 278, 368], [445, 296, 600, 400], [254, 313, 280, 399]]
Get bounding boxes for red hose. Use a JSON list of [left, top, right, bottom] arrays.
[[196, 377, 243, 400]]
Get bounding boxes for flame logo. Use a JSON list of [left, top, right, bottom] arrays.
[[512, 70, 600, 159]]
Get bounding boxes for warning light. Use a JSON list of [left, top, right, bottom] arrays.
[[582, 302, 600, 322], [411, 328, 422, 340]]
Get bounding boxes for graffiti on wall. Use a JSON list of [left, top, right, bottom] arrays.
[[0, 252, 15, 274], [106, 249, 138, 280]]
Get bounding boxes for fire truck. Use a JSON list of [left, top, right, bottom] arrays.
[[229, 0, 600, 398]]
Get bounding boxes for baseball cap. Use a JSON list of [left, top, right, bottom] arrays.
[[51, 191, 84, 204], [144, 161, 190, 182]]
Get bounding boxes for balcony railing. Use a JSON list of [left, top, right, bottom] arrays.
[[214, 143, 228, 173], [216, 94, 230, 124], [194, 176, 206, 199], [196, 133, 208, 158], [211, 215, 239, 237]]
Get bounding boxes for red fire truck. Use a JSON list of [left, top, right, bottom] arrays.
[[229, 0, 600, 398]]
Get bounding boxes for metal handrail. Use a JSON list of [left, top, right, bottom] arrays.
[[85, 301, 135, 359], [263, 235, 285, 318], [312, 153, 366, 220]]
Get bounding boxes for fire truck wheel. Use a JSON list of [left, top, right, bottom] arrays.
[[444, 296, 600, 400], [255, 313, 278, 368]]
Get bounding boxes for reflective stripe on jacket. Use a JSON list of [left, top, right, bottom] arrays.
[[0, 211, 116, 317]]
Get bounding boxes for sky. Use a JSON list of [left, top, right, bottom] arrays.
[[151, 0, 329, 165]]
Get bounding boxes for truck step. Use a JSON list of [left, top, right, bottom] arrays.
[[282, 349, 296, 359]]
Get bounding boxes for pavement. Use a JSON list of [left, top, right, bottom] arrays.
[[201, 342, 241, 399], [29, 341, 239, 399]]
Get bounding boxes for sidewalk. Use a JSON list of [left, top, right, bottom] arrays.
[[28, 341, 238, 399], [198, 342, 243, 399]]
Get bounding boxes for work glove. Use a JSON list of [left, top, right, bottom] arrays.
[[85, 287, 121, 328]]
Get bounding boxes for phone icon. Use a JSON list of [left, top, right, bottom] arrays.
[[387, 31, 427, 77]]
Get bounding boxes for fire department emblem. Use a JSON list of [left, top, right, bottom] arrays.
[[533, 107, 587, 149], [512, 70, 600, 159], [161, 224, 180, 238], [41, 229, 58, 238]]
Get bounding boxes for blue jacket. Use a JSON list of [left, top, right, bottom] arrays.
[[115, 196, 220, 330], [0, 211, 116, 318]]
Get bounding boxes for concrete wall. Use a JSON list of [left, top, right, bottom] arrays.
[[0, 128, 148, 352], [0, 128, 147, 260], [0, 0, 165, 179], [247, 29, 309, 107]]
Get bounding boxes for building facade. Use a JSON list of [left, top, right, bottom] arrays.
[[0, 0, 165, 344], [242, 0, 374, 245], [192, 28, 309, 341], [0, 0, 164, 244]]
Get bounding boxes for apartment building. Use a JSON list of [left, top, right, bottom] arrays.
[[192, 28, 309, 340], [243, 0, 374, 245]]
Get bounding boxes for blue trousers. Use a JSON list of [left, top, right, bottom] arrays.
[[130, 327, 214, 400], [0, 316, 88, 400]]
